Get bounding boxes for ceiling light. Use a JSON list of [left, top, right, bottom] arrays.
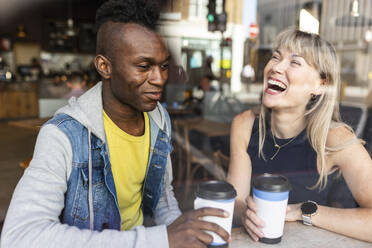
[[350, 0, 359, 17], [66, 18, 76, 37], [335, 0, 372, 27]]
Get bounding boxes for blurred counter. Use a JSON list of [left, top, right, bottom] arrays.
[[0, 82, 38, 119]]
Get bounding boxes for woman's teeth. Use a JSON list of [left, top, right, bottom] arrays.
[[268, 79, 287, 91]]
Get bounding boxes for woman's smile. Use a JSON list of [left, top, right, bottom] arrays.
[[265, 77, 287, 95]]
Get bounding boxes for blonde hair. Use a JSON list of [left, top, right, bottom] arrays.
[[258, 28, 350, 190]]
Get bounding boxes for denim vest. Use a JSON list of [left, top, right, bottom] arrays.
[[45, 112, 172, 231]]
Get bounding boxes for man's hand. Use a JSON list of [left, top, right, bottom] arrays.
[[167, 207, 230, 248]]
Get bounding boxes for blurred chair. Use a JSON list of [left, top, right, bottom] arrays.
[[362, 108, 372, 156], [172, 119, 227, 198], [339, 103, 367, 137], [202, 91, 243, 123], [8, 118, 49, 170], [212, 150, 229, 175]]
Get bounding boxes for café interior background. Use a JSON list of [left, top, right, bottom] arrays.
[[1, 0, 372, 233]]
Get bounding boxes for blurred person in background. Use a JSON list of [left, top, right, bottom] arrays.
[[241, 63, 255, 83], [64, 71, 86, 99]]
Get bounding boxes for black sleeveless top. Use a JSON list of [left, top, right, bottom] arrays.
[[247, 118, 356, 208]]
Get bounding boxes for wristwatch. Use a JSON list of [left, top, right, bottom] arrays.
[[301, 201, 318, 226]]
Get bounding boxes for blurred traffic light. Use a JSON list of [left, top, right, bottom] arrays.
[[207, 0, 217, 31], [207, 13, 215, 22], [221, 37, 232, 47], [207, 0, 227, 32], [216, 12, 227, 32], [207, 0, 216, 14]]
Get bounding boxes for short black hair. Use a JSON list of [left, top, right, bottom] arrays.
[[95, 0, 160, 32], [95, 0, 160, 56]]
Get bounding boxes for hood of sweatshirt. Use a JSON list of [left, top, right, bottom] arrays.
[[55, 81, 167, 143]]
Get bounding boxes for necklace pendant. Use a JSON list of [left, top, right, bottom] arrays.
[[270, 147, 281, 160], [271, 129, 298, 160]]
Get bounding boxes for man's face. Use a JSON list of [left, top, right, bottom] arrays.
[[107, 23, 169, 112]]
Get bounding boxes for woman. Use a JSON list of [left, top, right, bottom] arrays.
[[228, 28, 372, 242]]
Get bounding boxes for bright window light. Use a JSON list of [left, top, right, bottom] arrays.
[[299, 9, 319, 34], [365, 29, 372, 43]]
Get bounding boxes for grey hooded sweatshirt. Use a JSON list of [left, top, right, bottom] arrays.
[[1, 82, 182, 248]]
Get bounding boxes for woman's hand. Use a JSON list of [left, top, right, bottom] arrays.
[[241, 196, 265, 241], [285, 203, 302, 222]]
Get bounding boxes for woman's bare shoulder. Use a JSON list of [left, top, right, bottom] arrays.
[[232, 109, 257, 128], [230, 109, 258, 147], [326, 123, 356, 148]]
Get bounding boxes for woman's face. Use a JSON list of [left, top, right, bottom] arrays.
[[262, 48, 323, 112]]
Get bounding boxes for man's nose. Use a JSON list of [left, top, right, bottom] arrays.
[[149, 66, 167, 86]]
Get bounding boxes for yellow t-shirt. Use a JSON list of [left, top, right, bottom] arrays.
[[103, 111, 150, 230]]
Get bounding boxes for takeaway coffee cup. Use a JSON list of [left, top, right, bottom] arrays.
[[194, 180, 237, 247], [252, 173, 291, 244]]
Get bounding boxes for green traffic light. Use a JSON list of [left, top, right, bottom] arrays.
[[207, 14, 215, 22]]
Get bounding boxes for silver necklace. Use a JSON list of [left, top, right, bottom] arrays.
[[270, 131, 298, 160]]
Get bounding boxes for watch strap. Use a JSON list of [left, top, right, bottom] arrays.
[[302, 214, 313, 226]]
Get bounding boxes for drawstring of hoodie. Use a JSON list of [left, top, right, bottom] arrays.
[[88, 129, 94, 230]]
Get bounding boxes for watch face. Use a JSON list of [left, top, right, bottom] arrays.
[[301, 201, 318, 215]]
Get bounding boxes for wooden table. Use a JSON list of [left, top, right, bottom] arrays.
[[183, 118, 231, 137], [173, 118, 230, 139], [8, 117, 50, 131], [167, 107, 195, 116], [230, 222, 371, 247], [8, 117, 50, 168]]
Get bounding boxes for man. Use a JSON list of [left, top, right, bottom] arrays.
[[241, 64, 255, 84], [64, 71, 86, 99], [1, 0, 229, 247]]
